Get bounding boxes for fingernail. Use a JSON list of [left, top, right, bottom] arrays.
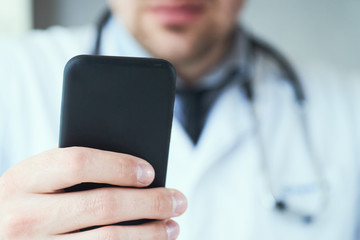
[[166, 220, 180, 240], [172, 192, 187, 215], [137, 163, 154, 185]]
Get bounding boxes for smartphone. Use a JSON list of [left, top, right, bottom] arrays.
[[59, 55, 176, 191]]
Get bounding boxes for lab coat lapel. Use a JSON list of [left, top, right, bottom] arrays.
[[196, 83, 254, 161], [167, 83, 255, 195]]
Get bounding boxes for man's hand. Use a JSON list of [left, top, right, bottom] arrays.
[[0, 147, 187, 239]]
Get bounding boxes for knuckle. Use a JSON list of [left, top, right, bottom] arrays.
[[96, 226, 120, 240], [0, 174, 14, 200], [115, 158, 134, 178], [0, 210, 37, 239], [89, 189, 118, 221], [0, 167, 24, 200], [152, 221, 170, 240], [151, 190, 173, 217], [63, 147, 89, 179]]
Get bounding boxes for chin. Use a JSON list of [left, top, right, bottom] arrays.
[[152, 44, 197, 64], [135, 16, 215, 63], [146, 32, 202, 60]]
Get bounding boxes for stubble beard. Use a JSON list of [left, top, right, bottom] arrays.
[[133, 20, 227, 67]]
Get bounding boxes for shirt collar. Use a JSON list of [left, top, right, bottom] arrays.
[[189, 27, 249, 90]]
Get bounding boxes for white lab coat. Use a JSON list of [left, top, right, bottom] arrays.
[[0, 25, 359, 239]]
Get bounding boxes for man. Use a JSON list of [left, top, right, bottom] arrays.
[[0, 0, 359, 239]]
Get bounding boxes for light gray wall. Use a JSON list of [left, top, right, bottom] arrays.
[[33, 0, 106, 29], [33, 0, 359, 72], [242, 0, 359, 73]]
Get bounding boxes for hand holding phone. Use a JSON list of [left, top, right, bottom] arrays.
[[0, 147, 186, 238], [59, 55, 179, 226], [0, 55, 186, 238]]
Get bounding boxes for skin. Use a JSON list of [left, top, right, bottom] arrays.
[[0, 147, 187, 240], [0, 148, 187, 239], [108, 0, 246, 85], [0, 0, 245, 239]]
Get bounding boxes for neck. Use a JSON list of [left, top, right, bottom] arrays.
[[174, 29, 236, 87]]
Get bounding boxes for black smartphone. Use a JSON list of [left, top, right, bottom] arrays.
[[59, 55, 176, 190]]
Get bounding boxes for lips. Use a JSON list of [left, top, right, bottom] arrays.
[[149, 2, 205, 26]]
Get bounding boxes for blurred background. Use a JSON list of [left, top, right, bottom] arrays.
[[0, 0, 359, 73]]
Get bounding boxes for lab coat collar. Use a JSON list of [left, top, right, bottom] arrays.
[[100, 17, 152, 58], [167, 82, 255, 194]]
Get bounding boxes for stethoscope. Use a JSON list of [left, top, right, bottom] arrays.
[[93, 9, 329, 224]]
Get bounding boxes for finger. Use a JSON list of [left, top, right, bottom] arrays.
[[54, 220, 180, 240], [49, 187, 187, 234], [13, 147, 155, 193]]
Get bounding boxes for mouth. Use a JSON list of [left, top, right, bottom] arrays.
[[149, 2, 206, 26]]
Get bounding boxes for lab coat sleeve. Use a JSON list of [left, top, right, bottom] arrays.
[[346, 73, 360, 239], [339, 72, 360, 174], [347, 73, 360, 167], [298, 65, 360, 239], [0, 36, 18, 175], [0, 26, 96, 176], [0, 35, 46, 175]]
